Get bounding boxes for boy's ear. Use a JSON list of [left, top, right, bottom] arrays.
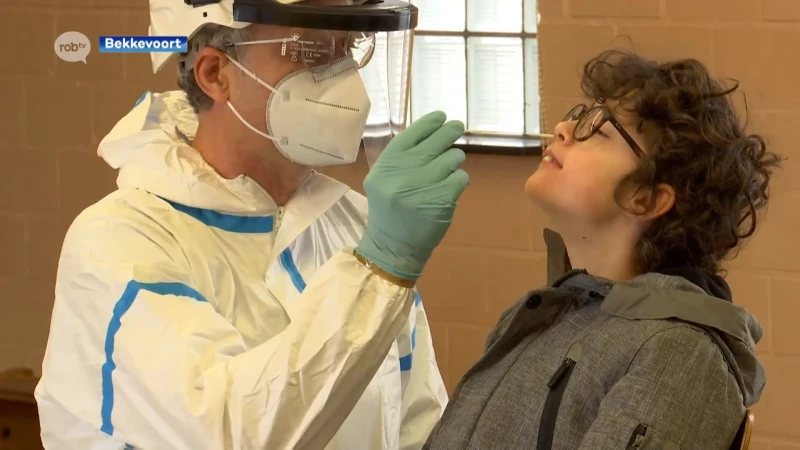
[[627, 183, 675, 220]]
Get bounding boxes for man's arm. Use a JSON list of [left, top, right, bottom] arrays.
[[37, 211, 416, 450], [398, 291, 449, 450], [579, 326, 745, 449]]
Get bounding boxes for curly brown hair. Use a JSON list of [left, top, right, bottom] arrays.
[[580, 49, 784, 274]]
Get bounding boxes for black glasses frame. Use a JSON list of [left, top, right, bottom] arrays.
[[563, 104, 645, 158]]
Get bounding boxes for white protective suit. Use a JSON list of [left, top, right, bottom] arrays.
[[34, 90, 448, 450]]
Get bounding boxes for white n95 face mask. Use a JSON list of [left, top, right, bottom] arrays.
[[227, 56, 372, 167]]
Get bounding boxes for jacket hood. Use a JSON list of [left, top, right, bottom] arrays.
[[655, 266, 732, 302], [97, 90, 281, 215], [601, 268, 766, 407]]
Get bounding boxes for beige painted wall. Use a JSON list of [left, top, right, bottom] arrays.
[[0, 0, 797, 447]]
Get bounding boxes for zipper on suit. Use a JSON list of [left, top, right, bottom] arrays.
[[275, 206, 285, 232], [536, 342, 582, 450], [626, 423, 648, 449]]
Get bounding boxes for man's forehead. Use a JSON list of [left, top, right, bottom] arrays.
[[250, 17, 357, 39], [248, 23, 331, 39]]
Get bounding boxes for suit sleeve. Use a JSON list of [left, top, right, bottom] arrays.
[[578, 326, 745, 449], [38, 213, 416, 450], [397, 291, 449, 450]]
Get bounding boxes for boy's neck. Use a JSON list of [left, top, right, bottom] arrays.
[[557, 225, 642, 282]]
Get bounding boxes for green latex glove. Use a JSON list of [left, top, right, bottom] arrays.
[[356, 111, 470, 281]]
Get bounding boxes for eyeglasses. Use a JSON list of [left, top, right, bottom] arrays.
[[562, 104, 645, 158], [231, 31, 376, 72]]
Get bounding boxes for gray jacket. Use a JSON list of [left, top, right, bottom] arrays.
[[424, 269, 765, 449]]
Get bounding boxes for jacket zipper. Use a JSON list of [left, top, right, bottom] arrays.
[[537, 342, 582, 450], [626, 423, 648, 449]]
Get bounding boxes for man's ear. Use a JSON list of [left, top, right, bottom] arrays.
[[628, 183, 675, 220], [193, 47, 233, 104]]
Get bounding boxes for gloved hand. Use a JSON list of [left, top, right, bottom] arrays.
[[356, 111, 470, 281]]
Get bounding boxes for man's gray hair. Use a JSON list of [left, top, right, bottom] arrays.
[[177, 24, 252, 113]]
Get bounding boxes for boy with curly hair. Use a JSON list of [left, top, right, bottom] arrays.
[[424, 49, 783, 449]]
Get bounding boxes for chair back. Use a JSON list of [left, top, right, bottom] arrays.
[[0, 367, 43, 449], [730, 410, 754, 450]]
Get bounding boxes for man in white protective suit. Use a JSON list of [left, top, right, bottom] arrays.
[[33, 0, 470, 448]]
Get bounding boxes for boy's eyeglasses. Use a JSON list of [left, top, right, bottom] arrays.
[[563, 104, 645, 158]]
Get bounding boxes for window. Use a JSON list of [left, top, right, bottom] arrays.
[[409, 0, 541, 137]]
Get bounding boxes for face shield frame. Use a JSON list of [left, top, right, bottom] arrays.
[[231, 0, 418, 33]]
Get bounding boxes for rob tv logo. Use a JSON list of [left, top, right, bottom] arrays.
[[54, 31, 91, 64], [54, 32, 188, 64]]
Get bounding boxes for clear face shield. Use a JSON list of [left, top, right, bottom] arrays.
[[358, 30, 413, 167], [232, 0, 416, 167]]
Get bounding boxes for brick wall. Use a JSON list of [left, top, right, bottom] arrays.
[[0, 0, 797, 448]]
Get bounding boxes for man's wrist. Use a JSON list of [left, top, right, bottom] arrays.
[[352, 249, 416, 288]]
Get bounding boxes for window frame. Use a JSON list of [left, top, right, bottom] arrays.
[[409, 1, 545, 155]]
